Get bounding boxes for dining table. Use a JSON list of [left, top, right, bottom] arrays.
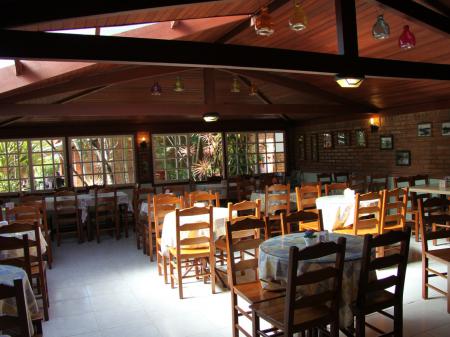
[[0, 265, 40, 335], [258, 232, 365, 328], [409, 184, 450, 196]]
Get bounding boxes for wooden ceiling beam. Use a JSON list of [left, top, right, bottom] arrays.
[[335, 0, 358, 57], [55, 86, 108, 104], [374, 0, 450, 36], [1, 30, 449, 81], [0, 0, 227, 28], [422, 0, 450, 17], [0, 116, 22, 128]]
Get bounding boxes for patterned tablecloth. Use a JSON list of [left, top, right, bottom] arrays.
[[0, 265, 39, 335], [160, 207, 236, 256], [0, 221, 47, 259], [45, 191, 131, 223], [259, 232, 364, 328], [250, 192, 297, 212]]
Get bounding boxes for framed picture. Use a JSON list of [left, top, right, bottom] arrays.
[[355, 129, 367, 147], [442, 121, 450, 136], [417, 123, 431, 137], [297, 134, 306, 160], [310, 134, 318, 161], [396, 150, 411, 166], [337, 131, 350, 146], [380, 135, 393, 150], [322, 133, 333, 148]]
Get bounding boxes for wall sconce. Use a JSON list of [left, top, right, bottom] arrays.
[[370, 116, 380, 132], [137, 131, 150, 149]]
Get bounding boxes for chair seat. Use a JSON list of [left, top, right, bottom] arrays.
[[215, 237, 226, 251], [169, 246, 210, 258], [251, 296, 332, 329], [425, 248, 450, 264], [333, 226, 378, 235], [359, 290, 396, 314], [234, 281, 285, 304]]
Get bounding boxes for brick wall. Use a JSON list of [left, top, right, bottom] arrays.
[[291, 109, 450, 179]]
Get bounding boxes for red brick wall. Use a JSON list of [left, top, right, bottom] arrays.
[[291, 109, 450, 179]]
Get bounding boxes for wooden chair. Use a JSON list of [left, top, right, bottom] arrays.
[[153, 193, 184, 284], [280, 210, 323, 235], [252, 238, 346, 337], [368, 174, 388, 192], [227, 176, 242, 202], [350, 229, 411, 337], [134, 187, 154, 255], [0, 235, 32, 280], [394, 176, 422, 241], [0, 222, 50, 321], [114, 185, 136, 239], [265, 183, 290, 236], [334, 191, 382, 236], [0, 278, 43, 337], [325, 182, 348, 196], [236, 178, 257, 202], [53, 190, 82, 245], [295, 185, 322, 231], [418, 197, 450, 313], [94, 187, 119, 243], [333, 171, 349, 183], [350, 174, 367, 194], [169, 206, 216, 299], [188, 190, 220, 207], [162, 184, 189, 206], [225, 217, 283, 337], [317, 172, 332, 195]]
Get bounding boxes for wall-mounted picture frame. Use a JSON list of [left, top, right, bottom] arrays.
[[297, 134, 306, 160], [396, 150, 411, 166], [310, 134, 319, 161], [322, 133, 333, 148], [418, 123, 432, 137], [380, 135, 393, 150], [337, 131, 350, 146], [442, 121, 450, 136], [355, 129, 367, 147]]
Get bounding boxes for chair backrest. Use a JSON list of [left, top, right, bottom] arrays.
[[410, 174, 431, 209], [380, 188, 408, 233], [280, 210, 323, 235], [54, 190, 79, 228], [95, 187, 117, 220], [357, 229, 411, 309], [153, 193, 184, 240], [162, 184, 188, 197], [0, 278, 32, 336], [418, 197, 450, 252], [284, 238, 346, 336], [295, 185, 321, 210], [175, 206, 213, 252], [236, 178, 256, 202], [333, 172, 349, 183], [350, 174, 367, 194], [0, 234, 32, 279], [225, 217, 268, 287], [368, 174, 388, 192], [353, 191, 382, 235], [325, 182, 348, 196], [264, 183, 290, 216], [134, 187, 154, 223], [5, 205, 41, 224], [317, 173, 332, 184], [188, 190, 220, 207], [393, 176, 412, 189], [228, 199, 261, 222]]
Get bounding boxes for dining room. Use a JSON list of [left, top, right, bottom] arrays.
[[0, 1, 449, 337]]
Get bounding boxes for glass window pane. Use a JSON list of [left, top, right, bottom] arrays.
[[275, 143, 284, 152], [275, 133, 283, 142]]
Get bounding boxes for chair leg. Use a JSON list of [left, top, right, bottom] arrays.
[[148, 224, 154, 262], [414, 214, 419, 242], [394, 304, 403, 337], [252, 307, 260, 337], [432, 224, 437, 246], [209, 253, 216, 295], [355, 312, 365, 337], [177, 258, 183, 299], [447, 265, 450, 313], [163, 255, 168, 284], [231, 293, 239, 337], [422, 257, 428, 299]]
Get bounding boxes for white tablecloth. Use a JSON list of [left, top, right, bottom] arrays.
[[45, 191, 131, 223], [0, 265, 39, 335], [0, 221, 47, 259], [160, 207, 235, 256]]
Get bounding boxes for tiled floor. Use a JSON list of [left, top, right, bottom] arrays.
[[43, 235, 449, 337]]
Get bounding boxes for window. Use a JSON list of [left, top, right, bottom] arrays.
[[70, 135, 135, 187], [152, 133, 224, 183], [226, 131, 285, 177], [0, 138, 65, 193]]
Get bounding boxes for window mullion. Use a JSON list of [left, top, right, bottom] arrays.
[[28, 140, 34, 192]]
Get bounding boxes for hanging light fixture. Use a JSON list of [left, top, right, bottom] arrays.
[[230, 76, 241, 93], [249, 82, 258, 96], [173, 76, 184, 92], [398, 25, 416, 50], [150, 81, 162, 95], [203, 112, 219, 122], [289, 0, 307, 32], [254, 7, 274, 36], [335, 74, 365, 88], [372, 14, 390, 40]]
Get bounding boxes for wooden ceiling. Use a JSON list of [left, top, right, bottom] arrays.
[[0, 0, 449, 131]]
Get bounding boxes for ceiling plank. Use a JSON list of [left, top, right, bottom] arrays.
[[1, 30, 449, 82], [56, 86, 109, 104], [335, 0, 358, 57], [0, 0, 228, 28], [203, 68, 215, 104], [374, 0, 450, 36]]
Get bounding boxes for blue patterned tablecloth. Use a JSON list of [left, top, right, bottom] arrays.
[[259, 233, 365, 328]]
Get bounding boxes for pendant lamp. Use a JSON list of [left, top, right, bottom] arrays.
[[230, 76, 241, 93], [151, 82, 162, 95], [372, 14, 390, 40], [398, 25, 416, 49], [289, 1, 307, 32], [254, 7, 274, 36], [173, 76, 184, 92]]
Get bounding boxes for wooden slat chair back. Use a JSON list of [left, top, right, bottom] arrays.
[[0, 278, 33, 337], [153, 193, 183, 283], [333, 172, 349, 183], [0, 234, 32, 279], [6, 205, 41, 224], [353, 191, 382, 235], [418, 197, 450, 313], [236, 178, 256, 202], [252, 238, 346, 337], [225, 216, 282, 337], [265, 183, 290, 236], [380, 188, 408, 234], [188, 190, 220, 207], [133, 187, 154, 254], [53, 190, 82, 246], [0, 221, 49, 321], [325, 182, 348, 196], [368, 174, 388, 192], [295, 185, 322, 231], [94, 187, 118, 243], [317, 173, 332, 194], [281, 210, 323, 235], [169, 206, 215, 299], [410, 174, 431, 210], [353, 229, 411, 336], [350, 174, 367, 194], [227, 176, 242, 202]]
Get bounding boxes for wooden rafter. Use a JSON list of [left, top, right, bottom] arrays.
[[1, 30, 448, 81], [0, 116, 22, 128], [55, 86, 108, 104], [335, 0, 358, 57]]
